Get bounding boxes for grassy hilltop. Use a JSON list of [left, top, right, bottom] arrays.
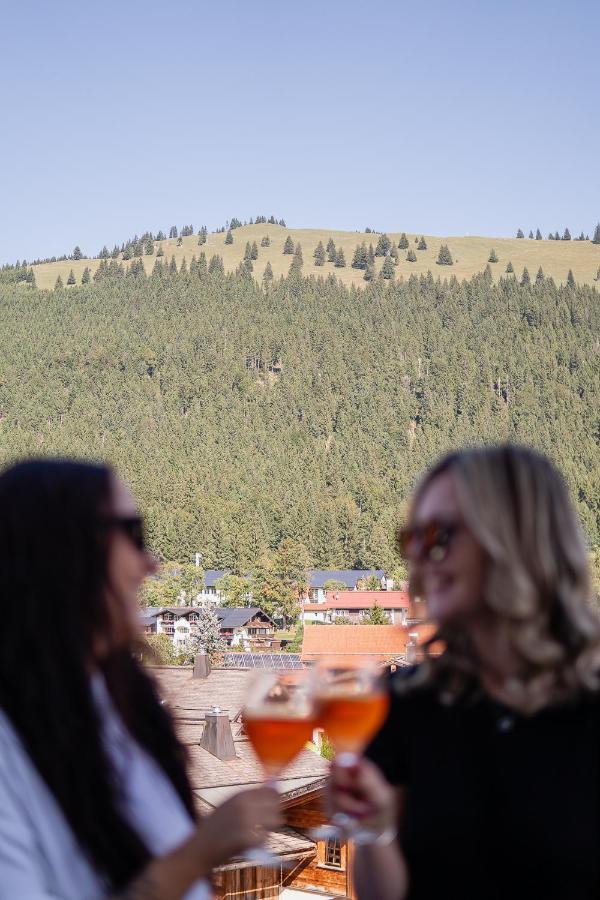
[[29, 224, 600, 290]]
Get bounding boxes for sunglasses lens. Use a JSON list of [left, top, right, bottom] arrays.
[[129, 521, 146, 551]]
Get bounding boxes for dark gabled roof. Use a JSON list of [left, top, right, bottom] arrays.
[[308, 569, 385, 589], [215, 607, 275, 628], [204, 569, 231, 587]]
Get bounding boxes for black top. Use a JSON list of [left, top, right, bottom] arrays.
[[366, 669, 600, 900]]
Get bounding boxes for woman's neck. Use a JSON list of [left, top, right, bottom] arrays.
[[466, 614, 522, 704]]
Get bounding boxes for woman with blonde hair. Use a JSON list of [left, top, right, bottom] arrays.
[[329, 444, 600, 900]]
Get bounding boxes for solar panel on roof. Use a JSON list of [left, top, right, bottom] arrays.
[[222, 653, 303, 669]]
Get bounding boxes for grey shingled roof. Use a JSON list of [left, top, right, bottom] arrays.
[[215, 607, 274, 628], [308, 569, 385, 588], [204, 569, 230, 587]]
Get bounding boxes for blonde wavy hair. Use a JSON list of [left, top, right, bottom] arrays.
[[402, 444, 600, 713]]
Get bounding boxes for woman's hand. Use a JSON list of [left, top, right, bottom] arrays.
[[112, 786, 283, 899], [327, 756, 399, 836], [194, 785, 283, 868]]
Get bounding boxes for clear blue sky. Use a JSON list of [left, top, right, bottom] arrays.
[[1, 0, 598, 264]]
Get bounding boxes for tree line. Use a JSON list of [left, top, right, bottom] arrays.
[[0, 264, 597, 589]]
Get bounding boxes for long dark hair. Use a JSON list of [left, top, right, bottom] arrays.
[[0, 459, 195, 889]]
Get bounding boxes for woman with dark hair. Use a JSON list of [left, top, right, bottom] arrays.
[[0, 459, 281, 899], [328, 444, 600, 900]]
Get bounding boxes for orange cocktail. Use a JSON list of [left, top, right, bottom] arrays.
[[244, 712, 317, 779], [318, 690, 389, 755]]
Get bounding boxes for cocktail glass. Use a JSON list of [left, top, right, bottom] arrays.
[[242, 669, 318, 865], [310, 656, 389, 844]]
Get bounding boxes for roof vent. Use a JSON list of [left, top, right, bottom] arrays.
[[193, 650, 211, 680], [200, 707, 236, 760]]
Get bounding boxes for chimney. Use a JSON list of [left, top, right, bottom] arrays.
[[200, 706, 236, 760], [193, 650, 211, 679]]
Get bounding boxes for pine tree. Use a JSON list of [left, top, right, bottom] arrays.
[[156, 245, 164, 258], [180, 257, 187, 274], [93, 259, 108, 282], [263, 261, 274, 284], [528, 230, 534, 239], [152, 258, 163, 276], [169, 255, 178, 275], [363, 264, 375, 282], [99, 246, 109, 259], [244, 241, 252, 261], [187, 608, 225, 663], [592, 224, 600, 244], [111, 245, 120, 259], [390, 245, 399, 264], [312, 241, 325, 267], [81, 266, 91, 284], [380, 256, 395, 280], [261, 236, 270, 247], [488, 248, 498, 263], [197, 252, 207, 275], [554, 231, 560, 241], [398, 233, 409, 249], [535, 229, 542, 240], [67, 269, 76, 285], [283, 235, 295, 254], [375, 233, 391, 256], [145, 239, 154, 255], [292, 243, 303, 267], [351, 243, 368, 269], [225, 229, 233, 245], [516, 228, 525, 238], [406, 248, 417, 262], [367, 244, 375, 266], [54, 275, 63, 290], [334, 248, 346, 268], [155, 231, 166, 242], [189, 256, 198, 274], [436, 245, 453, 265], [563, 228, 571, 241], [505, 261, 514, 273], [520, 267, 531, 286], [73, 246, 83, 260], [198, 228, 207, 246], [208, 254, 224, 275], [169, 226, 178, 239], [417, 236, 427, 250], [122, 245, 133, 261], [364, 603, 389, 624], [177, 236, 183, 247], [577, 232, 586, 241], [535, 266, 545, 285], [326, 238, 336, 262], [548, 233, 555, 240], [251, 241, 259, 260], [567, 269, 576, 288]]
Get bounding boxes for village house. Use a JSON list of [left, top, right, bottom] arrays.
[[303, 570, 388, 604], [140, 607, 276, 651], [151, 661, 356, 899], [302, 590, 412, 626]]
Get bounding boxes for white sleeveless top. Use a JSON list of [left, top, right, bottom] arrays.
[[0, 677, 210, 899]]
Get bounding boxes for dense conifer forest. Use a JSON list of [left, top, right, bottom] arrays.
[[0, 265, 598, 572]]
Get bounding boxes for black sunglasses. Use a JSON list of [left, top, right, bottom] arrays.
[[99, 516, 147, 552], [397, 520, 461, 562]]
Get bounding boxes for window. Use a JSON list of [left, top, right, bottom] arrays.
[[324, 837, 342, 868]]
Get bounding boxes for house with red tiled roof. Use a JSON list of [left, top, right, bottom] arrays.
[[301, 623, 438, 664], [302, 590, 413, 626]]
